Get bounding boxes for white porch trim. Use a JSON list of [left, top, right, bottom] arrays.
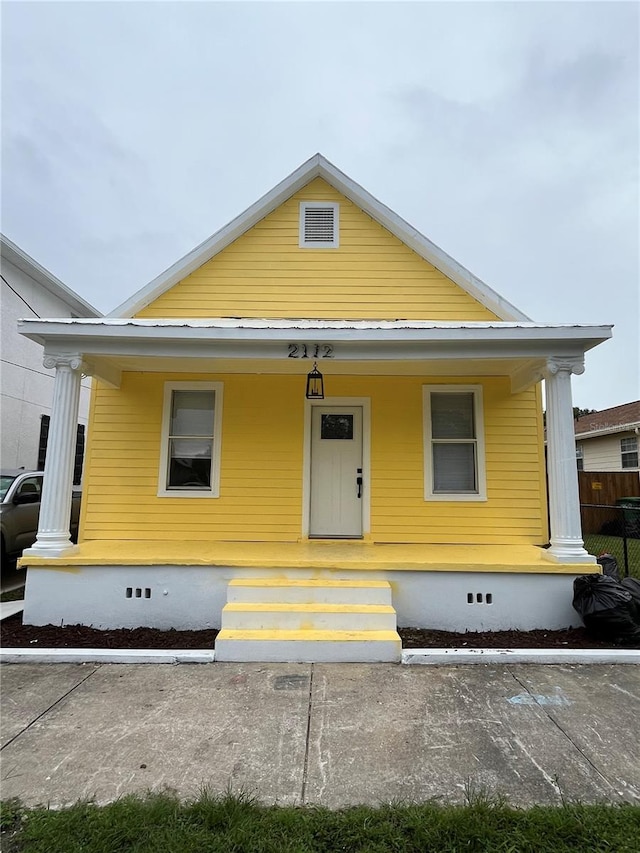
[[17, 318, 612, 392], [543, 357, 595, 564], [22, 355, 83, 557]]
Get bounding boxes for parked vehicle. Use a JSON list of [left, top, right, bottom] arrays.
[[0, 470, 81, 573]]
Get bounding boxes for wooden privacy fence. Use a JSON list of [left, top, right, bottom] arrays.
[[578, 471, 640, 506], [579, 472, 640, 538]]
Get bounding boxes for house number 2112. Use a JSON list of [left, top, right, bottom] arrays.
[[287, 344, 334, 358]]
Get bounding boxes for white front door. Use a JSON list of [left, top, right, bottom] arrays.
[[309, 406, 363, 538]]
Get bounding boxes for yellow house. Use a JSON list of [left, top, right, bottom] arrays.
[[18, 155, 611, 662]]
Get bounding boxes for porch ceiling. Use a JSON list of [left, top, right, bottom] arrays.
[[18, 317, 612, 392]]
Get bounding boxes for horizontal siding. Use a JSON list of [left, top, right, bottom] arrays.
[[582, 435, 629, 472], [136, 179, 498, 322], [80, 373, 546, 546]]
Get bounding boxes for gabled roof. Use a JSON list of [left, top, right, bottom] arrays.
[[575, 401, 640, 439], [110, 154, 531, 322], [1, 234, 101, 318]]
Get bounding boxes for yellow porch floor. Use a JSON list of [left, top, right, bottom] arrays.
[[21, 540, 600, 574]]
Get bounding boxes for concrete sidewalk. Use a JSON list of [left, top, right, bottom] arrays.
[[1, 662, 639, 809]]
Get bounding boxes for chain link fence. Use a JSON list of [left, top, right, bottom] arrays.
[[581, 502, 640, 579]]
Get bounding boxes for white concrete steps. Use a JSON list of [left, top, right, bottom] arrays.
[[215, 578, 401, 662], [215, 630, 401, 663]]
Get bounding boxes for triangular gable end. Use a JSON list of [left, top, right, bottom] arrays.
[[110, 155, 530, 322], [135, 178, 500, 321]]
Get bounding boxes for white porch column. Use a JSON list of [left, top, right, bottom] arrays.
[[24, 355, 84, 557], [543, 356, 595, 564]]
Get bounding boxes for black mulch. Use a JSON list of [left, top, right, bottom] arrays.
[[0, 613, 618, 649]]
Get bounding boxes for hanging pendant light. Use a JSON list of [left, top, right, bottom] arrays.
[[305, 362, 324, 399]]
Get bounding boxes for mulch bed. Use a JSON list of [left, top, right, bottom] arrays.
[[0, 613, 619, 649], [399, 626, 617, 649]]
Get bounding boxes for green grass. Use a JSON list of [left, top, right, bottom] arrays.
[[2, 791, 640, 853], [584, 534, 640, 579]]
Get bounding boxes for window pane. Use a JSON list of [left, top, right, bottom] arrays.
[[168, 458, 212, 489], [168, 438, 212, 489], [433, 443, 476, 492], [170, 438, 212, 459], [17, 477, 42, 497], [321, 414, 353, 440], [431, 393, 475, 439], [0, 476, 16, 501], [621, 437, 638, 469], [170, 391, 214, 436]]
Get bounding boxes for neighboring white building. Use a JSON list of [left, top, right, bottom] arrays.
[[1, 235, 100, 475], [575, 401, 640, 473]]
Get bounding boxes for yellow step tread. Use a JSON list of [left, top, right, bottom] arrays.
[[228, 579, 391, 589], [223, 603, 395, 614], [216, 629, 400, 642]]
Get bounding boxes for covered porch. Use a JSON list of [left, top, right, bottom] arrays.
[[18, 316, 612, 567]]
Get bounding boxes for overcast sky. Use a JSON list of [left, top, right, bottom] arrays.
[[2, 1, 638, 410]]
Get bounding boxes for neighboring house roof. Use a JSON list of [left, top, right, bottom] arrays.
[[1, 234, 101, 318], [575, 401, 640, 440], [110, 153, 531, 322]]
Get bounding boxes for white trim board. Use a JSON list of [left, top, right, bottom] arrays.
[[17, 318, 612, 392], [108, 154, 530, 322], [157, 381, 224, 498], [423, 384, 487, 501]]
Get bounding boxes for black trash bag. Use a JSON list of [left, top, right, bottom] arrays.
[[621, 576, 640, 609], [597, 553, 620, 581], [572, 575, 640, 647]]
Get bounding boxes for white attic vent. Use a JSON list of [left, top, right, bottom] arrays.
[[299, 202, 339, 248]]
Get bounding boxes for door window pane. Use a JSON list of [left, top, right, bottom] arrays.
[[321, 414, 354, 440]]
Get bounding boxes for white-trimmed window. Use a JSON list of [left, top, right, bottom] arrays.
[[158, 382, 223, 497], [576, 444, 584, 471], [423, 385, 486, 501], [621, 436, 639, 469], [299, 202, 339, 248]]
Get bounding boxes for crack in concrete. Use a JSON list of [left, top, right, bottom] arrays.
[[508, 669, 619, 798], [1, 665, 101, 752], [300, 663, 315, 805]]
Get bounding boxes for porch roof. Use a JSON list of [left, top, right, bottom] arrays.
[[18, 317, 612, 392]]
